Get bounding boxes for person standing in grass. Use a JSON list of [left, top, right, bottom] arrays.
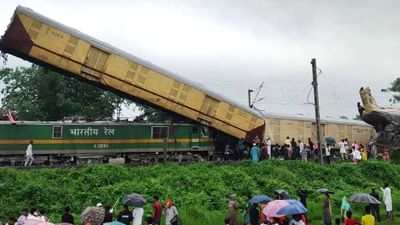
[[323, 193, 332, 225], [380, 183, 393, 222], [341, 196, 351, 220], [361, 205, 375, 225], [249, 203, 259, 225], [132, 205, 144, 225], [61, 206, 74, 224], [165, 199, 179, 225], [117, 205, 132, 225], [228, 195, 239, 225], [370, 188, 381, 222], [344, 211, 359, 225], [152, 196, 162, 225], [289, 214, 305, 225]]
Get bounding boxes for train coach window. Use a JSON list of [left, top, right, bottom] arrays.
[[192, 126, 199, 133], [152, 126, 169, 139], [52, 126, 63, 139]]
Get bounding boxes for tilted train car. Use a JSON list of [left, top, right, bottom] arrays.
[[0, 121, 214, 165], [264, 113, 373, 147], [0, 6, 265, 141]]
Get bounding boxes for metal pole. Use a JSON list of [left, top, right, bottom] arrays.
[[311, 58, 323, 164], [163, 138, 168, 163], [248, 89, 253, 108]]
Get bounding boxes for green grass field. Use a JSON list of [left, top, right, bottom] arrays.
[[0, 160, 397, 224]]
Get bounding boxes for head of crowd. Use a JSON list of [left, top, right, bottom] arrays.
[[230, 136, 390, 164], [225, 183, 392, 225], [0, 195, 179, 225]]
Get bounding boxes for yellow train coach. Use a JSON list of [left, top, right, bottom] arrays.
[[0, 6, 265, 141], [264, 114, 373, 147]]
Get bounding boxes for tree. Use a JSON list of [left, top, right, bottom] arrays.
[[382, 78, 400, 103], [0, 65, 126, 121]]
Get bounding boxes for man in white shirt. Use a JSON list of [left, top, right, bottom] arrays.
[[132, 207, 144, 225], [24, 140, 34, 167], [266, 138, 272, 159], [381, 183, 393, 221]]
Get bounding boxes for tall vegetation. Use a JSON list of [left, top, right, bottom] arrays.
[[0, 161, 397, 225], [0, 66, 125, 120]]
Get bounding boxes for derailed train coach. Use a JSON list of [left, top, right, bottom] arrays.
[[264, 113, 373, 148], [0, 121, 214, 166], [0, 6, 265, 142]]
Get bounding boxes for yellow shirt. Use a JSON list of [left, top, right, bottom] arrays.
[[361, 214, 375, 225], [361, 151, 368, 160]]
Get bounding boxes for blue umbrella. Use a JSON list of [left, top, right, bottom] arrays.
[[249, 195, 272, 204], [276, 200, 307, 216], [104, 222, 126, 225]]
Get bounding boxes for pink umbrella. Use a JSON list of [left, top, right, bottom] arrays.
[[22, 219, 42, 225], [38, 222, 55, 225], [262, 200, 289, 217]]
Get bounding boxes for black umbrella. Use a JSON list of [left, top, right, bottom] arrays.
[[122, 193, 147, 207], [275, 189, 291, 199], [316, 188, 334, 194], [348, 193, 381, 204]]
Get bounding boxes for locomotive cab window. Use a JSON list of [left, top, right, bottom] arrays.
[[52, 126, 63, 139], [152, 126, 169, 139]]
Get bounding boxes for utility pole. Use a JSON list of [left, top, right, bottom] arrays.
[[248, 89, 253, 108], [311, 58, 323, 164]]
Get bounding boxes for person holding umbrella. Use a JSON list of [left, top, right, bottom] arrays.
[[370, 188, 381, 222], [122, 193, 147, 225], [323, 193, 332, 225], [132, 206, 144, 225]]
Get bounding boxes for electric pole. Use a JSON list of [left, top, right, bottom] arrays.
[[248, 89, 253, 108], [311, 58, 323, 164]]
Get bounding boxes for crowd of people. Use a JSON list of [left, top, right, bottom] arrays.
[[224, 183, 393, 225], [0, 196, 180, 225], [230, 136, 390, 164]]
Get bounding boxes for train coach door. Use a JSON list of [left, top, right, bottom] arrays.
[[197, 95, 219, 126]]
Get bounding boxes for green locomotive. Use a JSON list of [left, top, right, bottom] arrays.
[[0, 121, 214, 165]]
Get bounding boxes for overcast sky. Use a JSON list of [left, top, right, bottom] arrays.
[[0, 0, 399, 119]]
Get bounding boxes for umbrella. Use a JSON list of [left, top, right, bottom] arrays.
[[249, 195, 272, 204], [22, 219, 42, 225], [262, 200, 307, 217], [262, 200, 288, 217], [275, 189, 291, 199], [80, 207, 105, 225], [348, 193, 381, 204], [316, 188, 334, 194], [38, 223, 55, 225], [122, 193, 147, 207], [275, 200, 307, 216], [104, 222, 126, 225]]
